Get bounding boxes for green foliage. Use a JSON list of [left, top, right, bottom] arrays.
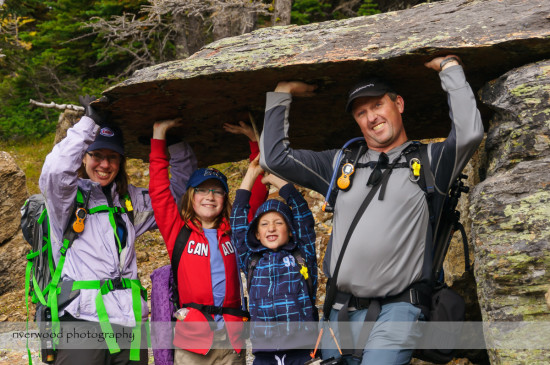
[[357, 0, 381, 16], [291, 0, 332, 25], [0, 0, 143, 141]]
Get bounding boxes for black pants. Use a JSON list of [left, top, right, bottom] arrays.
[[252, 349, 311, 365], [54, 315, 148, 365]]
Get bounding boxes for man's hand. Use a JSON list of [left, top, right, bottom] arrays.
[[153, 118, 182, 140], [275, 81, 317, 96], [425, 55, 461, 72], [223, 121, 256, 142], [78, 95, 103, 125]]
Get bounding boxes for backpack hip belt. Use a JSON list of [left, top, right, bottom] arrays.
[[71, 277, 148, 361]]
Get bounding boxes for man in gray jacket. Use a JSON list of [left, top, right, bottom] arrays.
[[259, 56, 484, 365]]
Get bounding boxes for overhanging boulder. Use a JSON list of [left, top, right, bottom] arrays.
[[97, 0, 550, 165]]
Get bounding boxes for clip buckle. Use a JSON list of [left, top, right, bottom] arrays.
[[409, 158, 421, 182]]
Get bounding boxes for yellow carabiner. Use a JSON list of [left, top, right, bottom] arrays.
[[125, 197, 133, 212], [299, 265, 309, 280], [412, 161, 421, 177], [409, 158, 421, 182]]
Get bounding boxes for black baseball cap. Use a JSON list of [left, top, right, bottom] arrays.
[[345, 77, 395, 113], [88, 125, 125, 156]]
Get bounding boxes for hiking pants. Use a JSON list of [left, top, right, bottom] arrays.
[[320, 302, 423, 365]]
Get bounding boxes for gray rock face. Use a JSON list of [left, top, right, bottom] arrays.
[[0, 232, 28, 295], [472, 60, 550, 363], [0, 152, 28, 244], [96, 0, 550, 165]]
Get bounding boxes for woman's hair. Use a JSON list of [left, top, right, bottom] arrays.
[[78, 154, 129, 197], [177, 185, 232, 231]]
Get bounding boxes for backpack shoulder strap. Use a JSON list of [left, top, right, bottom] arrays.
[[405, 142, 435, 223], [290, 250, 314, 298], [171, 225, 192, 289], [246, 252, 263, 295], [290, 249, 319, 321], [324, 140, 367, 211], [120, 193, 134, 225]]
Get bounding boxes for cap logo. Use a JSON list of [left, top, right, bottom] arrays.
[[100, 127, 115, 137], [204, 168, 226, 181], [350, 83, 375, 97]]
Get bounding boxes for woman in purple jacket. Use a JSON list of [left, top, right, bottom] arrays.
[[39, 96, 196, 365]]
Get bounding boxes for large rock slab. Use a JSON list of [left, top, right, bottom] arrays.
[[471, 60, 550, 363], [97, 0, 550, 165], [0, 152, 28, 244]]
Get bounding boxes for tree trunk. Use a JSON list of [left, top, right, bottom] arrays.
[[212, 4, 257, 41], [271, 0, 292, 26], [173, 12, 191, 59]]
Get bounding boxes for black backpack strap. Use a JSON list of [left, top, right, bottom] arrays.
[[291, 249, 319, 321], [324, 140, 367, 212], [61, 187, 91, 250], [246, 252, 263, 295], [171, 225, 192, 291]]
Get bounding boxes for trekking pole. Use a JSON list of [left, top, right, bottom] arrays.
[[248, 112, 261, 143], [432, 174, 469, 280], [328, 325, 343, 355]]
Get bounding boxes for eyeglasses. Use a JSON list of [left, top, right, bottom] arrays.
[[194, 187, 226, 197], [367, 152, 389, 187], [86, 151, 121, 164]]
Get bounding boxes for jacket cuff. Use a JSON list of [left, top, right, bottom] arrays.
[[235, 189, 252, 205], [278, 183, 296, 200], [439, 65, 467, 92]]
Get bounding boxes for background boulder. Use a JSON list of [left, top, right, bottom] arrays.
[[0, 152, 28, 244], [472, 59, 550, 363]]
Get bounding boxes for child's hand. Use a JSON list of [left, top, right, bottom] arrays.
[[262, 173, 289, 190], [223, 121, 256, 142], [240, 155, 264, 191], [153, 118, 182, 140]]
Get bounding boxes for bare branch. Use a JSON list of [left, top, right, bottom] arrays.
[[29, 99, 84, 111]]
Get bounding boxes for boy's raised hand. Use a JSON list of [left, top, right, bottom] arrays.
[[153, 118, 182, 140], [223, 121, 257, 142], [262, 172, 289, 191], [240, 155, 264, 191]]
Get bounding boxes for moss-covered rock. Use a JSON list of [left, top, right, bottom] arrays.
[[472, 60, 550, 364]]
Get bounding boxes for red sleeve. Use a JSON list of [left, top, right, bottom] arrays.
[[247, 141, 268, 221], [249, 140, 259, 161], [148, 138, 186, 259]]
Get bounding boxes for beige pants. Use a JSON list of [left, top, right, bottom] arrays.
[[174, 331, 246, 365]]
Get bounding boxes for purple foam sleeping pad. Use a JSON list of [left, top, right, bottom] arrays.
[[150, 264, 176, 365]]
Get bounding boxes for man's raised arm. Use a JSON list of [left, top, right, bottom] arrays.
[[260, 81, 338, 194]]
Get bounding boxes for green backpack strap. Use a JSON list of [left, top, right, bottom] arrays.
[[46, 188, 90, 342], [72, 278, 148, 360]]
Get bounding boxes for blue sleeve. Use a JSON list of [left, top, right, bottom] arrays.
[[279, 184, 318, 296], [230, 189, 252, 274]]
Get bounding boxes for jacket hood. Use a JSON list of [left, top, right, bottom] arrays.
[[246, 199, 298, 253]]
